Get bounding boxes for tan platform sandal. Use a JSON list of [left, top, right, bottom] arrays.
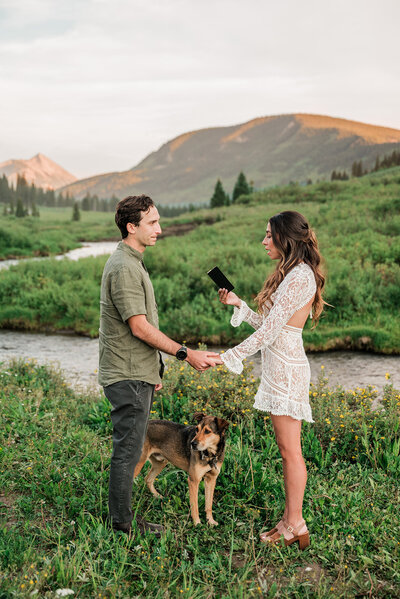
[[261, 519, 310, 550], [259, 519, 283, 542]]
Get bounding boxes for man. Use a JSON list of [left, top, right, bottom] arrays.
[[99, 195, 222, 535]]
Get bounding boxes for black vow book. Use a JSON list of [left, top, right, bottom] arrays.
[[207, 266, 234, 292]]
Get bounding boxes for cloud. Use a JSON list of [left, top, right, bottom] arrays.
[[0, 0, 399, 177]]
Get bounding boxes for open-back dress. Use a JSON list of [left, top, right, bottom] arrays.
[[221, 263, 316, 422]]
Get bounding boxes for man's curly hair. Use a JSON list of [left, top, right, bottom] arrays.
[[115, 195, 154, 238]]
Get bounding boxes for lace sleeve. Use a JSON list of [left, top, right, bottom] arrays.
[[222, 266, 316, 373], [231, 300, 263, 330]]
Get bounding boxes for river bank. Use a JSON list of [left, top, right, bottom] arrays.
[[0, 240, 119, 270], [1, 250, 399, 351], [2, 174, 400, 353], [0, 329, 398, 395]]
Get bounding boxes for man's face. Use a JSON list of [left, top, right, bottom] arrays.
[[132, 206, 162, 251]]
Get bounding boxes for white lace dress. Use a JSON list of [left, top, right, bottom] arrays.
[[221, 263, 316, 422]]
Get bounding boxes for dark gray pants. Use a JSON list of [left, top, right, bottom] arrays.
[[103, 380, 155, 526]]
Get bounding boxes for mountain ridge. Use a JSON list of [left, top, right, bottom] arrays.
[[0, 153, 77, 190], [9, 114, 400, 204], [59, 113, 400, 204]]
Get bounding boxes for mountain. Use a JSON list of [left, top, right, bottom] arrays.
[[59, 114, 400, 205], [0, 153, 77, 190]]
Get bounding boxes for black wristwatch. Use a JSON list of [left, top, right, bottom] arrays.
[[175, 345, 188, 361]]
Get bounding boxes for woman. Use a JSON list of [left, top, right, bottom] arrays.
[[219, 211, 325, 549]]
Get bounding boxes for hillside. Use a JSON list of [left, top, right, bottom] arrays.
[[0, 153, 77, 190], [1, 167, 400, 351], [59, 113, 400, 204]]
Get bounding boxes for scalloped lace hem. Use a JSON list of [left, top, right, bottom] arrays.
[[253, 394, 314, 423]]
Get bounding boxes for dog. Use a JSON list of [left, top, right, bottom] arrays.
[[134, 413, 229, 526]]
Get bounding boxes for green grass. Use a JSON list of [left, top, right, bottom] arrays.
[[0, 358, 399, 597], [1, 169, 400, 350], [0, 206, 118, 260], [0, 207, 214, 260]]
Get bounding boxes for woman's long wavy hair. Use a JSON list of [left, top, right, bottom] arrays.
[[255, 211, 326, 325]]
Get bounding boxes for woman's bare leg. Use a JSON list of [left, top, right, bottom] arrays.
[[270, 414, 307, 535]]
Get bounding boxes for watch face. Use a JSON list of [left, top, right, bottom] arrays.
[[176, 346, 187, 360]]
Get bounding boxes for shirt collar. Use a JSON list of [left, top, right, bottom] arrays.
[[117, 240, 144, 262]]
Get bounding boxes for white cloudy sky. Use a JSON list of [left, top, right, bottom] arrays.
[[0, 0, 399, 178]]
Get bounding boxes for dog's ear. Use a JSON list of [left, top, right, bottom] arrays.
[[215, 417, 230, 433], [193, 412, 206, 423]]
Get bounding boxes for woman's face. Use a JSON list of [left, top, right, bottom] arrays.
[[262, 222, 280, 260]]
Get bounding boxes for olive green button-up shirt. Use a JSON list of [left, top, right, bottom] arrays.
[[98, 241, 161, 387]]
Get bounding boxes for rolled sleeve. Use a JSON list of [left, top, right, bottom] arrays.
[[111, 267, 147, 322]]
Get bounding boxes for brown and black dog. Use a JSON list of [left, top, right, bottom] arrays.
[[134, 413, 229, 526]]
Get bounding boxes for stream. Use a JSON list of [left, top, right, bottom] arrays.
[[0, 329, 398, 396], [0, 241, 398, 395]]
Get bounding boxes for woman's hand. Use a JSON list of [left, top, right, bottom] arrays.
[[218, 288, 241, 308]]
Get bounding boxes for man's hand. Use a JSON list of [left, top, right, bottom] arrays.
[[186, 349, 223, 372], [155, 383, 163, 392], [218, 288, 241, 308], [127, 314, 223, 372]]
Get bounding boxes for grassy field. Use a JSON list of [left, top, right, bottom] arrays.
[[0, 168, 400, 351], [0, 206, 118, 260], [0, 358, 399, 598], [0, 206, 213, 260]]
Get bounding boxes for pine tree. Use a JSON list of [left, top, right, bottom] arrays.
[[92, 194, 99, 211], [72, 201, 81, 221], [0, 175, 10, 203], [232, 171, 251, 202], [351, 161, 363, 178], [46, 189, 56, 207], [31, 201, 40, 217], [16, 175, 29, 203], [82, 194, 91, 211], [210, 180, 228, 208], [110, 194, 119, 211], [15, 198, 26, 217]]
